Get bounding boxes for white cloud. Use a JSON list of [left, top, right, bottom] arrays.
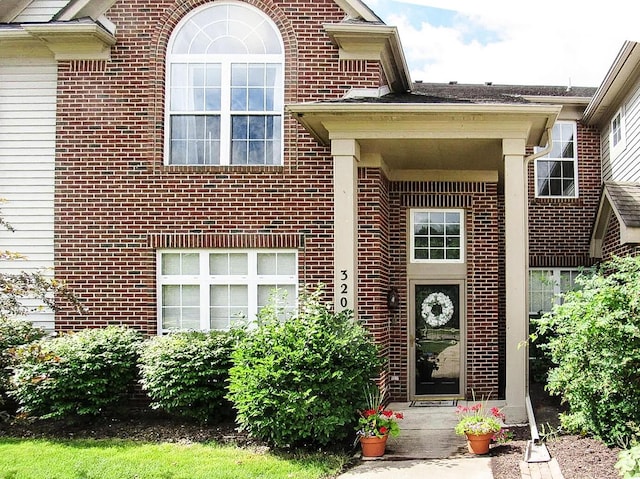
[[375, 0, 640, 86]]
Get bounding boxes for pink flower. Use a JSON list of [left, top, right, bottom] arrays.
[[491, 407, 506, 421]]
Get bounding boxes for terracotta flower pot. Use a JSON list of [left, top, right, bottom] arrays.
[[360, 434, 388, 457], [465, 432, 493, 454]]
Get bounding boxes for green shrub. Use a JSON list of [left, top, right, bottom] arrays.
[[139, 330, 240, 422], [617, 443, 640, 479], [535, 255, 640, 446], [0, 318, 46, 408], [227, 287, 383, 447], [9, 326, 142, 419]]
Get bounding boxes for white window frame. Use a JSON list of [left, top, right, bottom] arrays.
[[528, 268, 580, 315], [157, 249, 297, 333], [534, 121, 578, 198], [610, 107, 626, 158], [410, 208, 465, 263], [164, 2, 285, 166]]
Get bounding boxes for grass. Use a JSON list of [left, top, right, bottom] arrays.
[[0, 438, 349, 479]]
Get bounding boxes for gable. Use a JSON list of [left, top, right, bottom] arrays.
[[0, 0, 116, 23], [591, 182, 640, 257]]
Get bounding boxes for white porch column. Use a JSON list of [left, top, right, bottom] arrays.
[[503, 138, 528, 423], [331, 139, 359, 316]]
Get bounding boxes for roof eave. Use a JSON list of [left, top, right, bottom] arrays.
[[0, 21, 116, 59], [333, 0, 381, 22], [56, 0, 117, 22], [287, 102, 561, 146], [0, 0, 30, 22], [522, 95, 592, 106], [583, 41, 640, 126]]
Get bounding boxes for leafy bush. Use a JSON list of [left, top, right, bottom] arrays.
[[9, 326, 142, 418], [616, 443, 640, 479], [139, 330, 240, 422], [535, 256, 640, 445], [0, 318, 46, 408], [227, 288, 383, 447]]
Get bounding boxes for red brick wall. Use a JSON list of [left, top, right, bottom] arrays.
[[602, 213, 640, 259], [54, 0, 386, 331], [383, 181, 500, 401], [357, 168, 391, 392], [528, 122, 601, 268]]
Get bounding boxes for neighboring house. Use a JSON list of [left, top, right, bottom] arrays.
[[585, 41, 640, 259], [0, 0, 633, 422]]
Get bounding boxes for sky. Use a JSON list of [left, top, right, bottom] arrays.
[[366, 0, 640, 87]]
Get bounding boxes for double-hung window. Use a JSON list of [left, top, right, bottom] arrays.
[[166, 2, 284, 165], [535, 121, 578, 198], [158, 249, 297, 332], [610, 108, 625, 158], [529, 268, 580, 315]]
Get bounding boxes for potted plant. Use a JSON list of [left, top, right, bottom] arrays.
[[355, 388, 403, 457], [454, 398, 507, 454]]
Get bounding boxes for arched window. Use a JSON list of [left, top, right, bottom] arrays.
[[165, 2, 284, 165]]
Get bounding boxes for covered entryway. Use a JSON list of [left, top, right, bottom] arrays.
[[289, 99, 561, 423]]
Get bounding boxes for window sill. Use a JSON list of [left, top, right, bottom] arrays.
[[162, 164, 285, 174], [530, 196, 582, 206]]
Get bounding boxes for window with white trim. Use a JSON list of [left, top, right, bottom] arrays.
[[535, 121, 578, 198], [610, 108, 625, 157], [158, 249, 297, 332], [165, 2, 284, 165], [529, 268, 580, 315], [410, 209, 464, 263]]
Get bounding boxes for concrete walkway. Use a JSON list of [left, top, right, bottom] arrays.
[[338, 402, 494, 479], [338, 401, 566, 479]]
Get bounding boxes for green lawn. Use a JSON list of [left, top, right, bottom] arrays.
[[0, 438, 348, 479]]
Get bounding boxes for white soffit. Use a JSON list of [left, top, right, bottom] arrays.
[[333, 0, 381, 22]]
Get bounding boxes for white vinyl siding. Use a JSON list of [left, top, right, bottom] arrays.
[[0, 58, 56, 330], [602, 83, 640, 183], [14, 0, 69, 22]]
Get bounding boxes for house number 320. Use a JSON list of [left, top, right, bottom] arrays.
[[339, 269, 348, 308], [338, 269, 349, 308]]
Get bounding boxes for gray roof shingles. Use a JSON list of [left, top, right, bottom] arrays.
[[606, 182, 640, 228], [332, 82, 597, 104]]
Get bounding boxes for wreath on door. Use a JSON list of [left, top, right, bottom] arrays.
[[421, 292, 454, 327]]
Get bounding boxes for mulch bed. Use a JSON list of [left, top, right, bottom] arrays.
[[0, 412, 248, 445], [491, 384, 621, 479], [490, 428, 620, 479], [0, 388, 623, 479]]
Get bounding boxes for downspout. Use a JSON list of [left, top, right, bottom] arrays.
[[525, 127, 553, 166], [522, 127, 553, 462]]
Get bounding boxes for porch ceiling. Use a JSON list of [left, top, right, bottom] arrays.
[[358, 138, 503, 171]]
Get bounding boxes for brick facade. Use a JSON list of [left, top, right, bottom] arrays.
[[601, 213, 640, 259], [48, 0, 606, 403], [381, 181, 500, 400], [528, 122, 601, 269], [54, 0, 385, 330]]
